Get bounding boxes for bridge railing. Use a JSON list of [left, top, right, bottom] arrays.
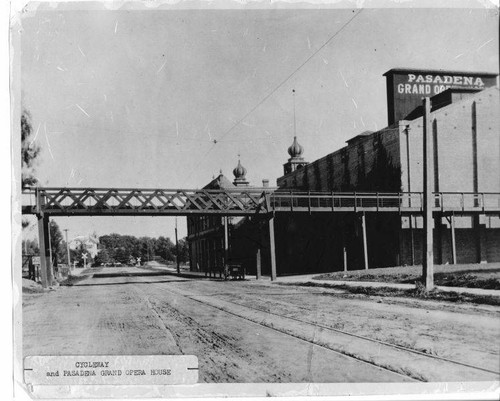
[[270, 192, 420, 211], [434, 192, 500, 212], [270, 191, 500, 213], [21, 187, 500, 215]]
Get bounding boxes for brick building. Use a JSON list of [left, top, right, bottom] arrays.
[[189, 68, 499, 276], [186, 161, 274, 275], [276, 70, 499, 273]]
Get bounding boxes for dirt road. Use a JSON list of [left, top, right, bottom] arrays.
[[22, 267, 500, 383]]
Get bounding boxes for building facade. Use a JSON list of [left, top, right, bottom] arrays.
[[276, 71, 499, 272], [186, 161, 274, 276], [189, 68, 500, 276]]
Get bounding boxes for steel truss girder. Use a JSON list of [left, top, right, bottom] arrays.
[[23, 187, 269, 216], [21, 188, 500, 216]]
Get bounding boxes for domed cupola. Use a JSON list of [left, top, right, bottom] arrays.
[[233, 158, 249, 186], [288, 136, 304, 159], [282, 89, 308, 176], [283, 135, 308, 175]]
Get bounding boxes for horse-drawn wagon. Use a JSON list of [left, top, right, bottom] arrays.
[[206, 263, 245, 280]]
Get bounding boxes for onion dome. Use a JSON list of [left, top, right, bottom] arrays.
[[233, 159, 247, 180], [232, 158, 249, 186], [288, 136, 304, 159]]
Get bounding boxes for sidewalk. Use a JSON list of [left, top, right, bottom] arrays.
[[142, 264, 214, 279], [101, 263, 500, 298], [276, 274, 500, 297]]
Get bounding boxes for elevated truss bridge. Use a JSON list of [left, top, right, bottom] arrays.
[[21, 187, 500, 288], [21, 187, 500, 216]]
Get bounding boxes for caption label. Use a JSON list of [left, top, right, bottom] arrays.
[[24, 355, 198, 385]]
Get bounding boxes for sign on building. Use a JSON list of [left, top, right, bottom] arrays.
[[384, 68, 498, 125]]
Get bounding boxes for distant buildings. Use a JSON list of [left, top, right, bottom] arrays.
[[188, 68, 500, 276]]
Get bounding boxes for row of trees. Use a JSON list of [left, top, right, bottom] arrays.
[[96, 233, 189, 266], [23, 220, 190, 267]]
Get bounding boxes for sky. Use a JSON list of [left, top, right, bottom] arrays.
[[18, 4, 499, 242]]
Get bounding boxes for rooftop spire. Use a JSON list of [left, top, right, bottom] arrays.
[[288, 136, 304, 159], [233, 155, 249, 186]]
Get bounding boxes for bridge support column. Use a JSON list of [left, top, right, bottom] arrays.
[[343, 246, 348, 272], [474, 216, 487, 263], [361, 212, 369, 270], [268, 215, 277, 281], [449, 214, 457, 265], [223, 216, 229, 274], [410, 216, 416, 266], [256, 248, 261, 280], [37, 214, 52, 288]]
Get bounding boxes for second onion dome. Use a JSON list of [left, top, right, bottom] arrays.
[[288, 136, 304, 159]]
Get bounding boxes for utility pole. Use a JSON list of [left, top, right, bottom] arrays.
[[64, 229, 71, 270], [175, 217, 180, 274], [422, 97, 434, 290]]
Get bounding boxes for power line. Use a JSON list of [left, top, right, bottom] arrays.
[[217, 9, 364, 144], [184, 9, 364, 181]]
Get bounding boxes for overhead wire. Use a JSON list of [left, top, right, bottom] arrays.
[[184, 8, 365, 181]]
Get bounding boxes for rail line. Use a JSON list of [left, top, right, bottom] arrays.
[[127, 275, 417, 382], [208, 295, 499, 376], [92, 271, 499, 382], [165, 289, 420, 382]]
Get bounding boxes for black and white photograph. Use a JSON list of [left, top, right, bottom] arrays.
[[11, 0, 500, 399]]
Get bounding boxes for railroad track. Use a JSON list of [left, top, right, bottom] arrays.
[[128, 276, 499, 382], [210, 296, 499, 376], [177, 291, 497, 381]]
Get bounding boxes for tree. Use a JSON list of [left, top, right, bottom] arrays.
[[49, 220, 64, 267], [21, 109, 41, 231], [96, 233, 180, 265], [114, 247, 130, 264], [155, 236, 175, 262], [139, 236, 157, 262], [22, 239, 39, 255], [21, 109, 41, 189], [94, 248, 111, 265], [174, 238, 190, 264]]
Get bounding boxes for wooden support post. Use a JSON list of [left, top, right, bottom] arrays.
[[361, 212, 369, 270], [175, 218, 180, 274], [436, 215, 443, 265], [422, 97, 434, 290], [450, 214, 457, 265], [37, 214, 50, 288], [343, 245, 347, 272], [48, 220, 53, 274], [256, 248, 261, 280], [268, 215, 277, 281], [223, 216, 229, 269], [409, 215, 415, 266]]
